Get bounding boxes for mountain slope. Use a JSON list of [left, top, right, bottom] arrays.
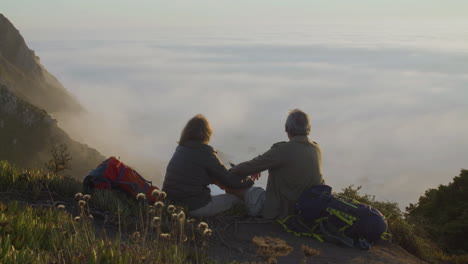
[[0, 13, 82, 114], [0, 84, 103, 178]]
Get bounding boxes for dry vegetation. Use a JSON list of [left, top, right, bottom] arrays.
[[0, 160, 215, 263], [338, 183, 468, 264], [0, 160, 467, 263]]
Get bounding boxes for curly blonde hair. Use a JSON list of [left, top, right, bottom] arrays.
[[179, 114, 213, 144]]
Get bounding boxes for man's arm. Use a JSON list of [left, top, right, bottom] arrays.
[[230, 146, 283, 177], [206, 150, 254, 188]]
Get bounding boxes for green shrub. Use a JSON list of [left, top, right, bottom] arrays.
[[337, 185, 442, 263], [0, 160, 82, 199], [406, 170, 468, 254], [337, 181, 468, 264]]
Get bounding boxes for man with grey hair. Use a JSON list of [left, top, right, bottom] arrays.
[[230, 109, 324, 219]]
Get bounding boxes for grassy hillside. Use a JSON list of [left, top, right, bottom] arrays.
[[1, 160, 467, 263], [0, 14, 104, 179], [0, 160, 216, 264], [339, 172, 468, 264], [0, 84, 104, 179]]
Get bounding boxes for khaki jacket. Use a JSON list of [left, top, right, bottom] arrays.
[[231, 136, 323, 219]]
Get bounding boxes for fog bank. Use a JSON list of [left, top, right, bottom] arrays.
[[30, 26, 468, 207]]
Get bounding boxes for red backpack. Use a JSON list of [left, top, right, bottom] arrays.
[[83, 157, 159, 202]]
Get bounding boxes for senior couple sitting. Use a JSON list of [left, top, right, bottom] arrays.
[[162, 109, 324, 220]]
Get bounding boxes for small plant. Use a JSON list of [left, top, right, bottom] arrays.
[[301, 244, 320, 263], [44, 143, 72, 177], [252, 236, 293, 264]]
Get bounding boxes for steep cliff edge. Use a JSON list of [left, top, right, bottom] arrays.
[[0, 13, 82, 114], [0, 84, 104, 178], [0, 14, 103, 178]]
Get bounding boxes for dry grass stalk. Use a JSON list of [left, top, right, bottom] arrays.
[[301, 244, 320, 263], [252, 236, 293, 263]]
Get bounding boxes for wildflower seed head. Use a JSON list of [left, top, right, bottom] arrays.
[[177, 211, 186, 221], [171, 213, 178, 220], [83, 194, 91, 201], [74, 193, 83, 200], [78, 200, 86, 207], [74, 216, 81, 222], [131, 231, 141, 242], [160, 233, 170, 240], [57, 204, 66, 210], [167, 205, 176, 213], [149, 209, 156, 215], [187, 218, 197, 224], [152, 217, 161, 226], [198, 222, 209, 231], [158, 191, 167, 200], [151, 189, 161, 198], [154, 201, 164, 209], [203, 228, 212, 237], [136, 193, 146, 200], [88, 215, 94, 220]]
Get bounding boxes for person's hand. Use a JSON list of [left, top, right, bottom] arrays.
[[250, 172, 261, 181], [212, 179, 226, 190]]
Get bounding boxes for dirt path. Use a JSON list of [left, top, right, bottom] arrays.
[[207, 217, 425, 264]]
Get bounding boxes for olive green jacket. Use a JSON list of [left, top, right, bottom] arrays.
[[231, 135, 324, 219]]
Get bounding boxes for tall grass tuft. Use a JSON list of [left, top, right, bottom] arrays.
[[0, 160, 213, 263]]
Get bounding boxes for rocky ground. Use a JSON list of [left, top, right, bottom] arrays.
[[206, 216, 424, 264]]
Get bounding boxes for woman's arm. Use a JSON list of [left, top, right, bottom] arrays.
[[205, 150, 254, 188]]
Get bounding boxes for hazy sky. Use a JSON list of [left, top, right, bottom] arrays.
[[4, 1, 468, 33], [2, 1, 468, 208]]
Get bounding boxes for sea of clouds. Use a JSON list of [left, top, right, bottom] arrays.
[[26, 23, 468, 208]]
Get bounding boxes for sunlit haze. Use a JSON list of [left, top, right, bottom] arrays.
[[3, 0, 468, 208]]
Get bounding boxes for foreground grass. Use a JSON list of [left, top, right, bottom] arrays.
[[1, 160, 467, 264], [0, 161, 214, 264], [0, 200, 198, 263], [0, 160, 139, 218]]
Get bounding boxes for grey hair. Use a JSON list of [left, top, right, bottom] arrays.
[[285, 109, 311, 136]]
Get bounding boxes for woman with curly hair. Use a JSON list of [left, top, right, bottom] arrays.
[[162, 114, 253, 217]]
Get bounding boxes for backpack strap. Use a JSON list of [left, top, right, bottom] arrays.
[[319, 221, 358, 248], [277, 215, 325, 242], [381, 232, 392, 241], [114, 166, 153, 196], [117, 166, 126, 182], [326, 207, 357, 226]]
